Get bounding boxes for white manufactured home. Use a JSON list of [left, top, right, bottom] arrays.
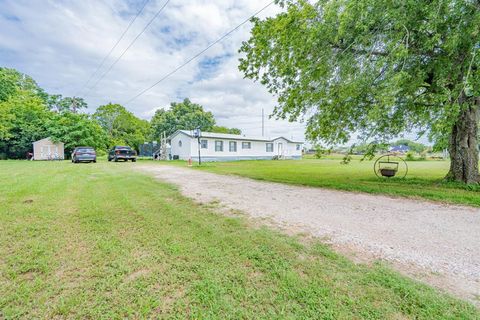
[[168, 130, 303, 162]]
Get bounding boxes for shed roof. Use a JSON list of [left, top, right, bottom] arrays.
[[33, 137, 64, 145]]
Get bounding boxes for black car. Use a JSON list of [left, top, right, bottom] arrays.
[[108, 146, 137, 162], [72, 147, 96, 163]]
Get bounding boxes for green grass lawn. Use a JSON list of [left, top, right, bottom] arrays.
[[186, 158, 480, 207], [0, 161, 478, 319]]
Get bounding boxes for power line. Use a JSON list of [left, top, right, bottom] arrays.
[[83, 0, 170, 98], [124, 1, 275, 105], [76, 0, 151, 97]]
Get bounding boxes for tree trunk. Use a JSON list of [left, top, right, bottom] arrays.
[[445, 98, 480, 184]]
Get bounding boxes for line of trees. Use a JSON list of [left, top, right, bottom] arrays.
[[0, 67, 240, 159]]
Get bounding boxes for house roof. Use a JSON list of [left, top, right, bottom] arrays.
[[389, 145, 410, 152], [169, 130, 303, 143]]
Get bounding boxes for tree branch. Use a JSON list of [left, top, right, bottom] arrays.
[[333, 45, 389, 57]]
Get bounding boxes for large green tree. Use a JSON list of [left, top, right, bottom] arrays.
[[0, 101, 14, 141], [47, 113, 108, 155], [0, 92, 50, 158], [46, 95, 88, 113], [150, 98, 215, 138], [93, 103, 150, 150], [240, 0, 480, 183], [0, 67, 48, 103]]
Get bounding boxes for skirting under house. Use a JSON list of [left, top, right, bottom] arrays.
[[189, 156, 302, 162]]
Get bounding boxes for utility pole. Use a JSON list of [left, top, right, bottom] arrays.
[[262, 108, 264, 137], [198, 136, 201, 165], [194, 128, 202, 165]]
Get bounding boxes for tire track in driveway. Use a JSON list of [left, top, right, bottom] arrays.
[[136, 164, 480, 304]]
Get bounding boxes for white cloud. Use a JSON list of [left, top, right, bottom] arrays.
[[0, 0, 305, 141]]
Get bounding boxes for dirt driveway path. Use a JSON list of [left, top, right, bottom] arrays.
[[137, 164, 480, 303]]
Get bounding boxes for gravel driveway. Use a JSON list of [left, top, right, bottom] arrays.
[[137, 164, 480, 303]]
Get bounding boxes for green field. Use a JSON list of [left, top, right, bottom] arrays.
[[189, 157, 480, 207], [0, 161, 478, 319]]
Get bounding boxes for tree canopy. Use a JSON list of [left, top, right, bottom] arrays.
[[0, 92, 50, 158], [48, 112, 108, 153], [47, 95, 88, 113], [240, 0, 480, 183], [93, 103, 150, 150], [150, 99, 243, 138], [0, 67, 47, 103], [211, 126, 242, 135], [150, 98, 216, 138]]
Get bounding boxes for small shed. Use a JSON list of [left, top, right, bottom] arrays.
[[33, 138, 64, 160]]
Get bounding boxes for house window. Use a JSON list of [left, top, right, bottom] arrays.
[[215, 140, 223, 152], [229, 141, 237, 152], [266, 143, 273, 152], [242, 142, 251, 149], [201, 140, 208, 149], [296, 144, 301, 151], [178, 140, 182, 147]]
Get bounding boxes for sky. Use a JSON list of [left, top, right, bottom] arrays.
[[0, 0, 308, 141]]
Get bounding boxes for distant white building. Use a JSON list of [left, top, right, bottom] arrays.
[[168, 130, 303, 162], [389, 145, 410, 154]]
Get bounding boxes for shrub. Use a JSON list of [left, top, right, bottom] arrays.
[[314, 145, 331, 159], [405, 151, 415, 161]]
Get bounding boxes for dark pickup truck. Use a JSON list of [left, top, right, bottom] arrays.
[[108, 146, 137, 162]]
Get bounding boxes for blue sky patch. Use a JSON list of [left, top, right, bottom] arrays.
[[195, 54, 231, 81], [116, 0, 150, 19], [160, 25, 171, 34], [2, 13, 20, 22]]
